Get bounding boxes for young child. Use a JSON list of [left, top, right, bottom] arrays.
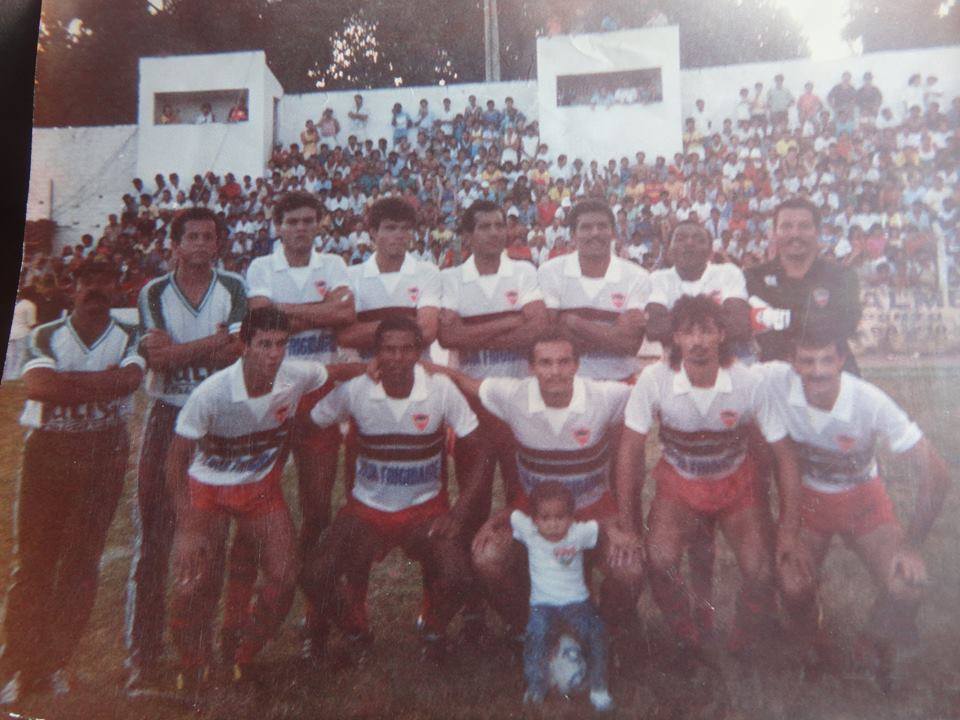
[[511, 481, 613, 712]]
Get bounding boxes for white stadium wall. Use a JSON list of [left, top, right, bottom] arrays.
[[136, 51, 283, 182], [536, 26, 683, 164], [278, 80, 538, 150]]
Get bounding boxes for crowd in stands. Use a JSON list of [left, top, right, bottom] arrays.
[[19, 69, 960, 351]]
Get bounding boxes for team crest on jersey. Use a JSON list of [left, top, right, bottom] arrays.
[[610, 292, 626, 309], [812, 287, 830, 308], [407, 286, 421, 303], [573, 427, 591, 447], [720, 410, 739, 428], [274, 405, 290, 423], [412, 413, 430, 431], [315, 280, 328, 300], [505, 289, 519, 306], [836, 434, 856, 452], [553, 545, 577, 566]]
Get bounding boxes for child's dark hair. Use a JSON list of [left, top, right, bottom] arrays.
[[529, 481, 575, 517], [240, 306, 290, 344]]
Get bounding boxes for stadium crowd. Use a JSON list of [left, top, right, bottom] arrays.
[[18, 69, 960, 321]]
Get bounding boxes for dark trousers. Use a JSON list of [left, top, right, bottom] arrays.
[[124, 400, 180, 668], [2, 429, 127, 679]]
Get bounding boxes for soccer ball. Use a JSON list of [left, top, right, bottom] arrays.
[[549, 634, 586, 695]]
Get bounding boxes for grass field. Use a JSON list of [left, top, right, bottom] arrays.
[[1, 365, 959, 719]]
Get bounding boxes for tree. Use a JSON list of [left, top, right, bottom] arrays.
[[844, 0, 960, 53]]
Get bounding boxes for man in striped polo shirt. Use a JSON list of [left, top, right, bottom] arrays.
[[1, 259, 144, 705], [126, 207, 247, 693], [301, 316, 486, 662], [614, 295, 803, 671], [431, 329, 645, 665]]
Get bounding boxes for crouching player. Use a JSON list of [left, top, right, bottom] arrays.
[[300, 316, 487, 662], [765, 326, 950, 692], [614, 295, 804, 669], [164, 307, 363, 692]]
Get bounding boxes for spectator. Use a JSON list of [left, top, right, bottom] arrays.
[[856, 72, 883, 125], [347, 94, 369, 140], [827, 71, 857, 118], [767, 74, 794, 127], [318, 108, 340, 145], [195, 102, 215, 124]]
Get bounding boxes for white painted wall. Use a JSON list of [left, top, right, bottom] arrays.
[[137, 51, 282, 181], [536, 26, 683, 164], [278, 80, 537, 150], [681, 44, 960, 133]]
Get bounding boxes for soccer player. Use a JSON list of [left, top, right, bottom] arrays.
[[126, 207, 247, 693], [337, 197, 441, 357], [164, 307, 365, 691], [438, 200, 548, 641], [613, 295, 803, 669], [301, 316, 486, 662], [644, 220, 752, 637], [537, 199, 650, 382], [433, 330, 645, 665], [746, 197, 862, 374], [0, 259, 143, 705], [766, 327, 950, 692]]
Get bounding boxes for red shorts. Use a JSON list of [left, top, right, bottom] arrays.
[[338, 492, 449, 559], [189, 472, 287, 519], [800, 477, 899, 538], [653, 457, 760, 517], [512, 489, 619, 522], [293, 382, 342, 453]]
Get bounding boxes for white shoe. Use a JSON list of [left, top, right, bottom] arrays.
[[49, 668, 73, 696], [0, 672, 24, 706], [589, 688, 614, 712]]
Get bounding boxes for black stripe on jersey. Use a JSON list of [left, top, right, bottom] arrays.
[[215, 270, 248, 327], [200, 424, 291, 459], [461, 310, 519, 325], [141, 275, 171, 332], [29, 319, 67, 361], [797, 441, 875, 484], [516, 433, 611, 476], [357, 307, 418, 323], [357, 429, 445, 461], [659, 424, 748, 457]]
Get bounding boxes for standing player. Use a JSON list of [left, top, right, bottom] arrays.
[[766, 327, 950, 692], [164, 307, 365, 691], [644, 220, 752, 638], [537, 199, 650, 382], [301, 316, 486, 661], [126, 207, 247, 693], [614, 296, 804, 668], [438, 200, 548, 641], [746, 197, 862, 374], [433, 330, 645, 666], [0, 259, 144, 705]]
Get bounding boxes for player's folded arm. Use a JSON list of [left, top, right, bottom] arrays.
[[22, 363, 143, 404]]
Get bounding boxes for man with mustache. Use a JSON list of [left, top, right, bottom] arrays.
[[1, 259, 144, 705], [126, 207, 247, 694], [766, 326, 950, 693], [614, 295, 804, 672], [745, 197, 862, 374]]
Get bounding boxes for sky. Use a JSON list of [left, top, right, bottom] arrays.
[[778, 0, 863, 61]]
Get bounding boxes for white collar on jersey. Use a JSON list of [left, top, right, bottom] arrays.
[[271, 244, 324, 272], [369, 363, 430, 402], [787, 369, 854, 422], [672, 364, 732, 395], [460, 252, 515, 282], [229, 359, 251, 401], [527, 375, 586, 415], [363, 251, 416, 278], [562, 251, 622, 283]]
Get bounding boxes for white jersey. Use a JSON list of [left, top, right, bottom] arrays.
[[511, 510, 598, 607], [440, 252, 542, 378], [647, 263, 747, 309], [20, 317, 144, 433], [538, 252, 650, 380], [246, 246, 351, 363], [760, 361, 923, 493], [175, 359, 328, 487], [348, 252, 442, 359], [311, 365, 478, 512], [138, 270, 247, 406], [479, 376, 630, 511], [624, 360, 781, 481]]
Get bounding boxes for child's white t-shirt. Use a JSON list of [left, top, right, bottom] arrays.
[[510, 509, 599, 607]]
